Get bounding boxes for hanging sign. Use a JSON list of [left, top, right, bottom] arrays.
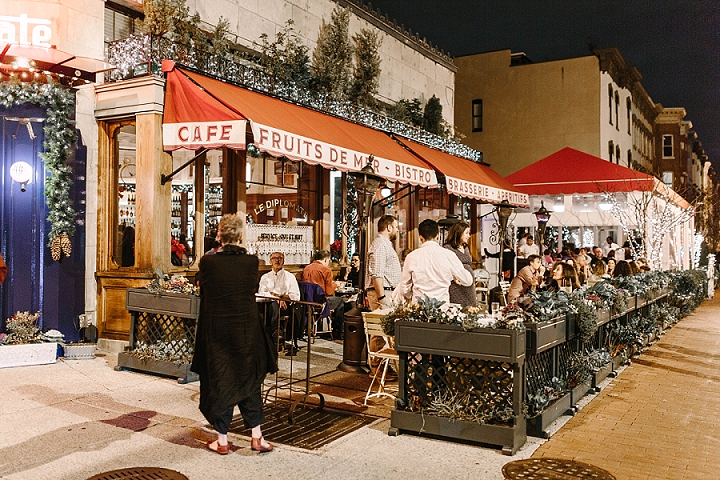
[[0, 14, 52, 47], [253, 198, 306, 218]]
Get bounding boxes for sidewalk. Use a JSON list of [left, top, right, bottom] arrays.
[[533, 295, 720, 479], [2, 297, 718, 480]]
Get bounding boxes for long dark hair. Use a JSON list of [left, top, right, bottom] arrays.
[[445, 221, 470, 249]]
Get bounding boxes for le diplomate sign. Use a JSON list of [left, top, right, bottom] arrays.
[[0, 14, 52, 47]]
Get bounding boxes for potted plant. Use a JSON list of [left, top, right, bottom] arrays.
[[0, 312, 57, 368]]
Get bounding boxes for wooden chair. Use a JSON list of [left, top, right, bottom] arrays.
[[499, 280, 511, 305], [362, 311, 398, 406]]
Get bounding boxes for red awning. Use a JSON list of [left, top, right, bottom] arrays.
[[161, 62, 438, 188], [395, 137, 529, 207], [506, 147, 690, 209]]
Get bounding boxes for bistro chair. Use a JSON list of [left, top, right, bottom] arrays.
[[474, 268, 491, 309], [298, 281, 332, 343], [362, 311, 399, 406], [499, 280, 511, 306]]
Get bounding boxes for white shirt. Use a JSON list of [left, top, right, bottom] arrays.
[[393, 240, 474, 305], [602, 242, 619, 257], [258, 268, 300, 301], [518, 243, 540, 258]]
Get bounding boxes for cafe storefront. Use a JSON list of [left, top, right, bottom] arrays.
[[93, 60, 527, 342]]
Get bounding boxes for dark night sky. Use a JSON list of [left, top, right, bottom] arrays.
[[368, 0, 720, 168]]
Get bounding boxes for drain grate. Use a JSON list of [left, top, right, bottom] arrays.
[[87, 467, 189, 480], [228, 402, 377, 450], [502, 458, 616, 479]]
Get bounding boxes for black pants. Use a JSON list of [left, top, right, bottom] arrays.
[[266, 301, 303, 344], [212, 384, 265, 434]]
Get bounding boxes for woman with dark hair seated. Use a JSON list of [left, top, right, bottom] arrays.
[[612, 260, 633, 278], [545, 261, 580, 292]]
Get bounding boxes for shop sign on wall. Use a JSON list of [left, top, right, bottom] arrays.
[[253, 198, 306, 219], [0, 14, 52, 47], [163, 120, 247, 151]]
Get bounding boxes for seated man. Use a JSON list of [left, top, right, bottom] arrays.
[[258, 252, 301, 349], [302, 249, 345, 339], [507, 254, 544, 303]]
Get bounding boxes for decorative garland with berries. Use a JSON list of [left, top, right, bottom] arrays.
[[0, 79, 77, 260]]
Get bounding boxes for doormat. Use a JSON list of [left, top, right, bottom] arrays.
[[228, 402, 378, 450]]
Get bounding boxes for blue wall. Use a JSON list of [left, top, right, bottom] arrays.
[[1, 104, 86, 342]]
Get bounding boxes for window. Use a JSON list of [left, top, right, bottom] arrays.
[[614, 92, 619, 130], [114, 124, 136, 267], [663, 135, 674, 158], [626, 98, 631, 134], [627, 149, 632, 167], [104, 4, 141, 43], [616, 145, 621, 165], [662, 171, 673, 186], [608, 141, 614, 163], [472, 99, 483, 132], [608, 85, 613, 124]]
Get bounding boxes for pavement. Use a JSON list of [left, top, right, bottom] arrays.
[[1, 296, 718, 480]]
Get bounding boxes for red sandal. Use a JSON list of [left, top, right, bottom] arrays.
[[207, 440, 230, 455]]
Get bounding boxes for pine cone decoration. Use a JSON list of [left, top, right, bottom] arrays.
[[50, 234, 72, 261], [50, 236, 62, 261]]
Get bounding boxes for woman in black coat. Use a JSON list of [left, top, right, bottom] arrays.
[[191, 214, 277, 454]]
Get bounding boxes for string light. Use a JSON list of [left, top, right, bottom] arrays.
[[106, 33, 484, 163]]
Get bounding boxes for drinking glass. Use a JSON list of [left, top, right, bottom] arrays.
[[491, 301, 500, 315]]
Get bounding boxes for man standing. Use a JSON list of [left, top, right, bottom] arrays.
[[507, 254, 544, 303], [302, 250, 344, 339], [393, 219, 473, 305], [602, 236, 620, 257], [365, 215, 402, 311], [518, 235, 540, 258], [258, 252, 300, 347]]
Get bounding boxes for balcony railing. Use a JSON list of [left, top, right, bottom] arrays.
[[105, 34, 483, 164]]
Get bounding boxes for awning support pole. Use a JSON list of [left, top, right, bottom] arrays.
[[160, 148, 208, 185]]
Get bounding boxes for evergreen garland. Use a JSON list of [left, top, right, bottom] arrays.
[[0, 80, 78, 257]]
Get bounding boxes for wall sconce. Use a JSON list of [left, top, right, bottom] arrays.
[[10, 161, 32, 192]]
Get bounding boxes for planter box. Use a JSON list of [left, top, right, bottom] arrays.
[[526, 393, 572, 438], [636, 295, 647, 309], [592, 363, 612, 389], [126, 288, 200, 318], [394, 321, 526, 364], [0, 343, 57, 369], [612, 353, 628, 371], [116, 352, 199, 384], [525, 316, 567, 354], [570, 381, 592, 407], [596, 308, 611, 327], [63, 343, 96, 360], [391, 410, 526, 456]]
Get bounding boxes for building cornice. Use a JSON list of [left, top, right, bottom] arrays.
[[335, 0, 457, 72]]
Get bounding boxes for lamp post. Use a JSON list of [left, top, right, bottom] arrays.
[[532, 200, 551, 253], [338, 160, 384, 374], [495, 199, 515, 283]]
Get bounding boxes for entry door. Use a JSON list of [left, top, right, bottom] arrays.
[[0, 108, 47, 330]]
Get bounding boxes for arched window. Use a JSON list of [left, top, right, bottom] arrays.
[[614, 92, 620, 130], [608, 85, 613, 124]]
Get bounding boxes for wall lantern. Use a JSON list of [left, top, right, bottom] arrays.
[[10, 161, 32, 192]]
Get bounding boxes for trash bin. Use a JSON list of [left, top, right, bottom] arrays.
[[337, 305, 368, 374]]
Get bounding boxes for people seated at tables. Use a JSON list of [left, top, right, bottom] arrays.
[[258, 252, 301, 350], [338, 253, 361, 288], [606, 258, 616, 277], [635, 257, 651, 272], [574, 252, 591, 285], [612, 260, 633, 277], [302, 249, 345, 339], [589, 259, 608, 282], [507, 254, 545, 303], [544, 261, 580, 292], [591, 246, 604, 266], [393, 219, 473, 305]]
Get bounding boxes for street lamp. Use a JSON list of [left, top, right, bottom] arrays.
[[532, 200, 551, 252], [495, 199, 516, 283], [339, 159, 384, 374]]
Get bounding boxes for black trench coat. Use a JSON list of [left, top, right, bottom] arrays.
[[190, 245, 278, 424]]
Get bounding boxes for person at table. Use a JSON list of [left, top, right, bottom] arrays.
[[191, 214, 276, 455], [366, 215, 402, 311], [612, 260, 633, 278], [393, 219, 473, 305], [258, 252, 301, 348], [507, 254, 545, 303], [338, 253, 361, 288], [443, 221, 477, 307], [302, 249, 345, 339], [544, 261, 580, 292]]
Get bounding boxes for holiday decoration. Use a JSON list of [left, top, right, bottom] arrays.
[[0, 80, 77, 258]]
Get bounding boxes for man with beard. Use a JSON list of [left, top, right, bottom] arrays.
[[365, 215, 402, 311]]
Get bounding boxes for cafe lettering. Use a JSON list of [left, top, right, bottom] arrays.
[[253, 198, 307, 218], [0, 14, 52, 46]]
